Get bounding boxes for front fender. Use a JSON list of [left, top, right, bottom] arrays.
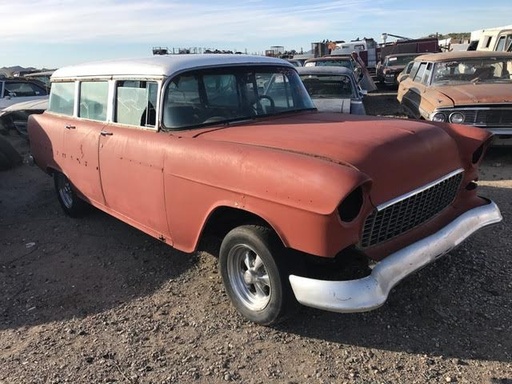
[[162, 137, 372, 255]]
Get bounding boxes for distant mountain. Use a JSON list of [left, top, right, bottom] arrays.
[[0, 66, 50, 77]]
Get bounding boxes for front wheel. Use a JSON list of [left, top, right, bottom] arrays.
[[219, 225, 297, 325], [54, 172, 88, 217]]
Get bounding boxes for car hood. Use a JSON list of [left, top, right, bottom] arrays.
[[429, 83, 512, 107], [0, 95, 48, 112], [312, 98, 352, 113], [185, 112, 462, 204]]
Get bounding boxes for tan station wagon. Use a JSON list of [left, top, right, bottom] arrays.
[[28, 55, 501, 325], [397, 51, 512, 145]]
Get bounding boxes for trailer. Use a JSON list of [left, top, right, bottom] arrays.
[[473, 25, 512, 52]]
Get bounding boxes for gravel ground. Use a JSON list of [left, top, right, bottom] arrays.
[[1, 91, 511, 384]]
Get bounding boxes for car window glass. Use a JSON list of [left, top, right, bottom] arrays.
[[162, 66, 312, 129], [264, 73, 296, 108], [409, 62, 421, 80], [115, 80, 158, 127], [79, 81, 108, 121], [420, 62, 433, 84], [300, 75, 354, 98], [4, 81, 45, 97], [204, 74, 239, 108], [496, 36, 507, 52], [48, 82, 75, 116], [413, 63, 427, 83]]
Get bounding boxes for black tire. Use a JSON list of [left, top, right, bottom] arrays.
[[219, 225, 298, 325], [54, 172, 88, 217]]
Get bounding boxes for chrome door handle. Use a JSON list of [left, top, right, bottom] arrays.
[[100, 130, 113, 136]]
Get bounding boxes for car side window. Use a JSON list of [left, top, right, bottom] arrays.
[[79, 81, 108, 121], [115, 80, 158, 127], [48, 82, 75, 116], [420, 63, 433, 85]]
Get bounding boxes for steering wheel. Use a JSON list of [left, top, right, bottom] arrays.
[[253, 95, 275, 114]]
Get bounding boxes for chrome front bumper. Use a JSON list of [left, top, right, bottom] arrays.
[[289, 200, 502, 313]]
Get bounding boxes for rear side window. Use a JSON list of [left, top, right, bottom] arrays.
[[48, 82, 75, 116], [79, 81, 108, 121], [115, 80, 158, 127]]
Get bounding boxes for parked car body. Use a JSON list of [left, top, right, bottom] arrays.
[[376, 53, 422, 86], [304, 55, 356, 70], [28, 55, 501, 325], [0, 98, 48, 138], [24, 70, 55, 91], [304, 55, 378, 92], [397, 51, 512, 145], [297, 66, 366, 114], [0, 78, 49, 111], [286, 59, 303, 67], [396, 60, 415, 84]]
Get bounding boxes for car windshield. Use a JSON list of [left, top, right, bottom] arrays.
[[431, 57, 512, 85], [162, 65, 314, 129], [300, 74, 355, 98]]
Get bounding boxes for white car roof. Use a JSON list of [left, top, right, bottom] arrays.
[[52, 54, 293, 80]]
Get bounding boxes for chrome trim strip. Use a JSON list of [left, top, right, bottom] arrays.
[[289, 200, 502, 313], [488, 128, 512, 135], [376, 168, 463, 211], [434, 106, 512, 112]]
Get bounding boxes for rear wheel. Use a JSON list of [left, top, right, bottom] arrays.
[[54, 172, 88, 217], [219, 225, 298, 325]]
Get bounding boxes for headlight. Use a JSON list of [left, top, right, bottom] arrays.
[[431, 112, 446, 122], [338, 186, 363, 222], [449, 112, 465, 124]]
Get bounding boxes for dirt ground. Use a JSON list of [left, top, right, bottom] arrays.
[[1, 91, 511, 384]]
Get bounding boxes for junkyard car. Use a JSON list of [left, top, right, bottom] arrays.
[[397, 51, 512, 145], [0, 78, 49, 111], [28, 55, 501, 325], [297, 66, 366, 114], [376, 53, 422, 86], [396, 60, 415, 84], [0, 99, 48, 138], [304, 55, 356, 70]]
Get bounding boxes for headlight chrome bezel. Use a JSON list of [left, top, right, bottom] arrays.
[[449, 112, 465, 124], [431, 112, 447, 122]]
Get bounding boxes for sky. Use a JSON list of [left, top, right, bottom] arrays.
[[2, 0, 511, 69]]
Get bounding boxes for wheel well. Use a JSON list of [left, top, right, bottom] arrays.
[[202, 206, 275, 243]]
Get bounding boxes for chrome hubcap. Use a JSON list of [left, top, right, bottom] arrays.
[[228, 244, 271, 311]]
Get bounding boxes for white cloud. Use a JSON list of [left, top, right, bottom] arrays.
[[2, 0, 512, 66]]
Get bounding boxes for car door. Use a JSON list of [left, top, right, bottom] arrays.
[[97, 124, 171, 242], [43, 80, 105, 206], [97, 80, 171, 242]]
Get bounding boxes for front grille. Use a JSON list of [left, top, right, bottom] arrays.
[[438, 107, 512, 128], [360, 170, 464, 248]]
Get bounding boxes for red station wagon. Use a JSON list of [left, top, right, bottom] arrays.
[[28, 55, 502, 325]]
